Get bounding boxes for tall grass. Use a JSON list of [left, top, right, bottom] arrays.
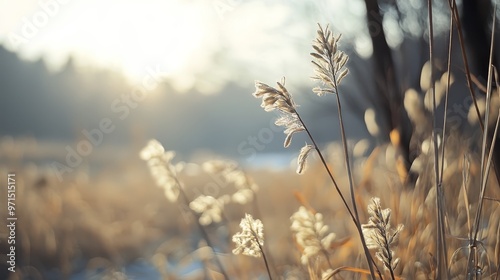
[[135, 14, 499, 278], [5, 2, 500, 280]]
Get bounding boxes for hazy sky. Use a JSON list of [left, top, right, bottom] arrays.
[[0, 0, 414, 93], [0, 1, 356, 89]]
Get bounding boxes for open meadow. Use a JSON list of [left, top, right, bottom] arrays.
[[1, 1, 500, 279]]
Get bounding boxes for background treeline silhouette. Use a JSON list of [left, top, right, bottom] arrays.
[[0, 46, 370, 162]]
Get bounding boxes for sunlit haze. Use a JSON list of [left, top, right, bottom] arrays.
[[0, 1, 219, 87], [0, 0, 382, 92]]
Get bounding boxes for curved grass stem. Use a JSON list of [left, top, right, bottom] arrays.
[[178, 186, 230, 280], [295, 112, 381, 280]]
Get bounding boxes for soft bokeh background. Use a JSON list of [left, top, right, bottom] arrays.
[[0, 0, 447, 167], [1, 0, 499, 279]]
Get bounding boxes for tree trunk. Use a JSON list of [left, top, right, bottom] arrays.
[[363, 0, 412, 171]]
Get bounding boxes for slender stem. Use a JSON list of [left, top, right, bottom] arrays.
[[474, 104, 500, 243], [326, 43, 378, 279], [251, 192, 277, 272], [336, 90, 379, 279], [250, 227, 273, 280], [322, 249, 333, 269], [177, 186, 230, 280], [439, 6, 454, 184], [296, 113, 356, 223], [428, 1, 450, 278], [308, 32, 381, 278], [335, 93, 359, 222], [473, 5, 498, 244], [446, 0, 500, 187], [496, 229, 500, 280], [446, 0, 483, 131], [437, 14, 455, 274], [380, 228, 396, 280], [467, 109, 500, 279], [469, 7, 498, 275], [295, 113, 381, 280], [474, 71, 492, 242]]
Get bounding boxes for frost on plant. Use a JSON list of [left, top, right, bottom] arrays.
[[140, 139, 181, 202], [290, 206, 336, 265], [362, 197, 403, 272], [232, 214, 265, 258]]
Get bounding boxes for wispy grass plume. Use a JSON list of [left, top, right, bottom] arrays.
[[362, 197, 403, 279], [232, 213, 272, 279], [253, 79, 304, 149], [290, 206, 336, 267], [140, 139, 181, 202]]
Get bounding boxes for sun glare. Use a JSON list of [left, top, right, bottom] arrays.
[[1, 1, 209, 84], [73, 2, 207, 82]]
